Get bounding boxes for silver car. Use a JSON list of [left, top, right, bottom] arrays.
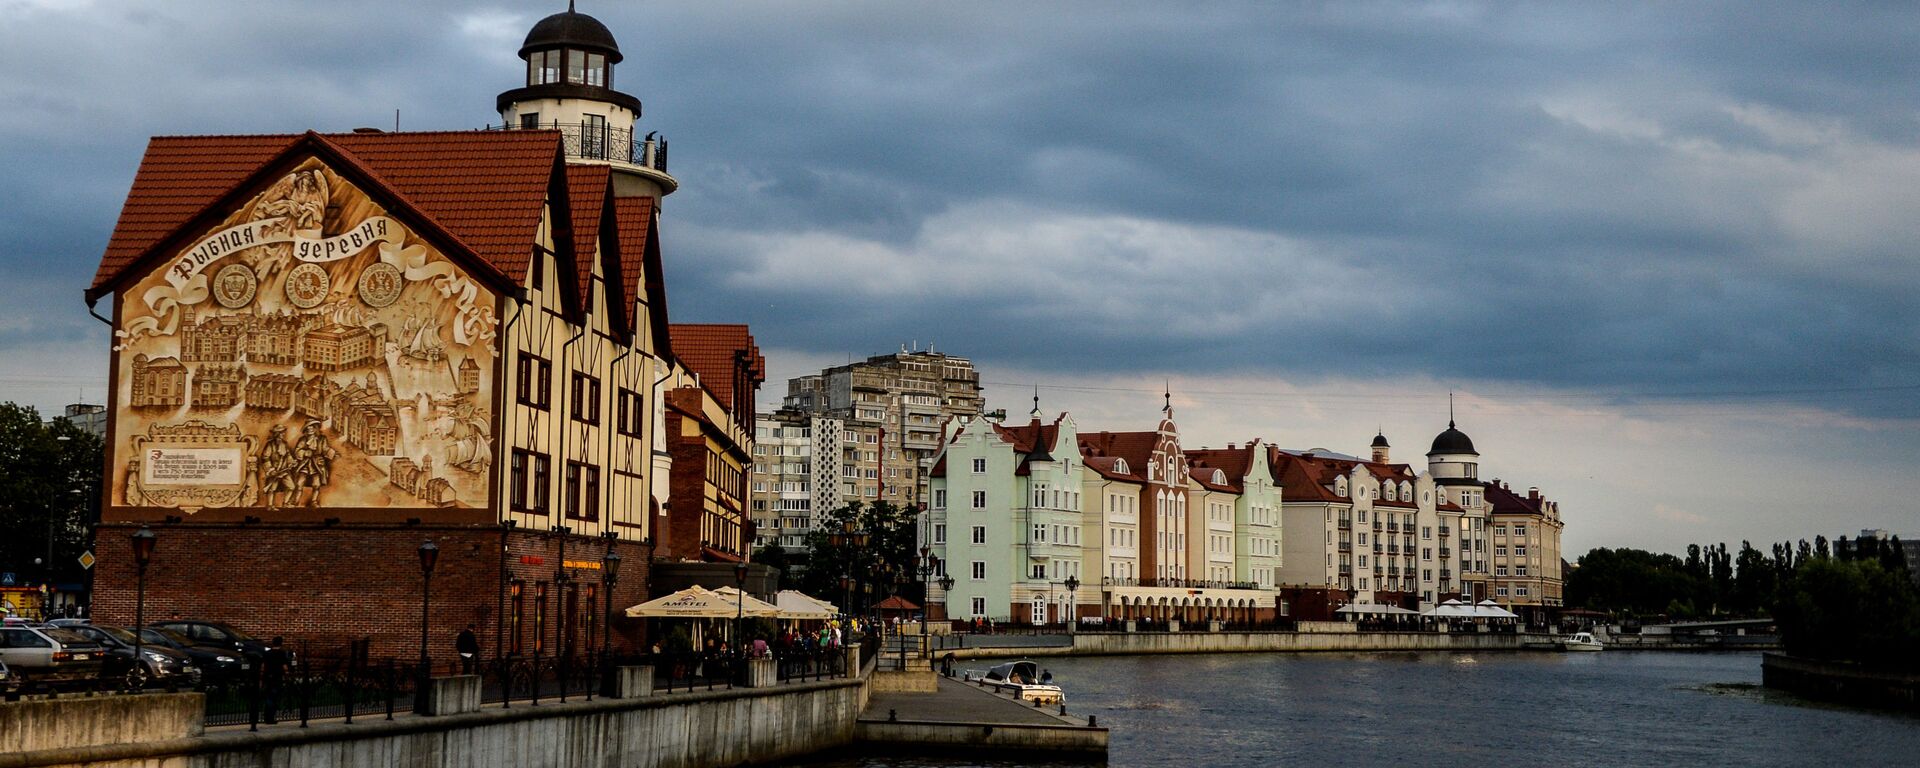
[[0, 626, 108, 690]]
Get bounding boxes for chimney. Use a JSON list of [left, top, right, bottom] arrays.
[[1527, 487, 1540, 501]]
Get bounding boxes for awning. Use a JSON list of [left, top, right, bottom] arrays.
[[625, 586, 741, 619], [775, 590, 838, 620]]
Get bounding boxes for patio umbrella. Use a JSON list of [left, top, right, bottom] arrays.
[[625, 586, 740, 618], [710, 586, 783, 618], [775, 590, 838, 620]]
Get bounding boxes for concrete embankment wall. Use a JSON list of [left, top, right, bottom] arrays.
[[1762, 653, 1920, 711], [951, 631, 1542, 659], [1, 679, 864, 768]]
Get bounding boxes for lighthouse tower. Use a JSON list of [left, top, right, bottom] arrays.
[[496, 3, 678, 199]]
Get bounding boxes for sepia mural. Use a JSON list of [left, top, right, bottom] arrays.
[[111, 156, 499, 514]]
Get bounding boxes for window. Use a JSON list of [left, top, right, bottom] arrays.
[[1495, 525, 1507, 536], [1422, 526, 1432, 539], [933, 489, 946, 509], [581, 113, 607, 159], [1031, 564, 1046, 579], [971, 597, 986, 616], [617, 388, 644, 437], [510, 450, 530, 510], [1516, 586, 1530, 597], [933, 524, 946, 544], [585, 52, 606, 86], [566, 461, 600, 521], [971, 561, 986, 580], [972, 458, 987, 474], [532, 453, 551, 513], [1516, 545, 1529, 557], [1422, 547, 1432, 561], [971, 490, 986, 509], [1496, 566, 1509, 576], [517, 354, 552, 409], [972, 526, 986, 544], [1516, 565, 1529, 576], [1515, 524, 1529, 536], [571, 373, 600, 424], [519, 112, 541, 129], [1032, 523, 1046, 543]]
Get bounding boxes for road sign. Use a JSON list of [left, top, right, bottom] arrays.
[[78, 552, 96, 570], [0, 572, 14, 586]]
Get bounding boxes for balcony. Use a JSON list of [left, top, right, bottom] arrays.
[[1387, 545, 1399, 555], [1386, 523, 1398, 533], [1439, 548, 1452, 558], [1372, 544, 1383, 555], [1337, 542, 1351, 553], [487, 122, 672, 182], [1371, 521, 1382, 532], [1438, 526, 1451, 537], [1441, 569, 1452, 579], [1337, 518, 1352, 529]]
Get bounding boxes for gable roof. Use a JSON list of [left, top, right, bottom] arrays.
[[564, 164, 613, 316], [91, 131, 567, 301], [1483, 481, 1548, 516], [613, 196, 666, 348], [669, 324, 765, 414], [1185, 443, 1258, 492]]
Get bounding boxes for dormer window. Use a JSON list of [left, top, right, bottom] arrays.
[[1114, 458, 1129, 474], [1212, 470, 1226, 485]]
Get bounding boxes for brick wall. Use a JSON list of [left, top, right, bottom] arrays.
[[664, 409, 705, 561], [92, 524, 651, 664]]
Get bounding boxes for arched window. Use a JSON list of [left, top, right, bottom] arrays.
[[1114, 458, 1129, 474], [1212, 469, 1227, 485], [1335, 476, 1348, 497]]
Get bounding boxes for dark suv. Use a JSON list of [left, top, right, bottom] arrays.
[[150, 620, 267, 660]]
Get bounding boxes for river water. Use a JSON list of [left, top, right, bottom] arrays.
[[796, 651, 1920, 767]]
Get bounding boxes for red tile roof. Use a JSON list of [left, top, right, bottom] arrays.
[[1483, 481, 1547, 516], [564, 164, 613, 315], [1185, 443, 1258, 492], [1270, 449, 1456, 510], [613, 197, 663, 343], [90, 130, 564, 297], [669, 323, 765, 415]]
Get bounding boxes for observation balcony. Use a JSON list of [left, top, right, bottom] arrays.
[[485, 121, 677, 193]]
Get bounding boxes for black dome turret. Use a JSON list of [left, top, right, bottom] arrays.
[[1371, 432, 1390, 448], [1428, 422, 1477, 456], [521, 6, 622, 63]]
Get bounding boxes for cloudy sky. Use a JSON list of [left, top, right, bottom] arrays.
[[3, 0, 1916, 554]]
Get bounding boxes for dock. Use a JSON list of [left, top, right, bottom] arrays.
[[856, 672, 1108, 758]]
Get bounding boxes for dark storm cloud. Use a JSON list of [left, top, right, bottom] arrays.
[[6, 0, 1920, 416]]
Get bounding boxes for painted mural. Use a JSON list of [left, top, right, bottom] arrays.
[[111, 156, 499, 513]]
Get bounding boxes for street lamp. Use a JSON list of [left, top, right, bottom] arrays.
[[130, 527, 156, 688], [415, 540, 438, 710], [917, 547, 939, 632], [733, 561, 749, 669], [1064, 575, 1080, 634], [601, 537, 621, 694], [937, 574, 954, 623]]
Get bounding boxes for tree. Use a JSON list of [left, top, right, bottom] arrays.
[[795, 500, 922, 614], [0, 403, 103, 611], [751, 542, 797, 590], [1773, 557, 1920, 670]]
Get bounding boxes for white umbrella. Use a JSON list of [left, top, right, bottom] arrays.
[[775, 590, 838, 620], [625, 586, 740, 618], [710, 586, 782, 618]]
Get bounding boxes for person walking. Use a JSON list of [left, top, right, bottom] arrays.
[[456, 625, 479, 674], [260, 637, 289, 724]]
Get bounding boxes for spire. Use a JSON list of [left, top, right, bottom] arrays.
[[1163, 379, 1172, 415], [568, 0, 576, 11], [1448, 391, 1455, 428], [1031, 384, 1041, 418]]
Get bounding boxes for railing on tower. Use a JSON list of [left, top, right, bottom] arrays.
[[485, 121, 668, 172]]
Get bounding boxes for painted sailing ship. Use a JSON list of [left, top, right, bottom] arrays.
[[401, 314, 447, 362]]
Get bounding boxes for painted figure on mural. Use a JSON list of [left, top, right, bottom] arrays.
[[244, 169, 329, 281], [257, 424, 298, 508], [289, 420, 337, 507]]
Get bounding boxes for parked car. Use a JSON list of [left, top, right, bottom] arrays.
[[149, 620, 267, 660], [66, 624, 200, 688], [0, 625, 109, 690], [139, 627, 249, 687], [44, 618, 92, 629]]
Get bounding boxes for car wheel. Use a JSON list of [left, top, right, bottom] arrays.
[[125, 665, 150, 692]]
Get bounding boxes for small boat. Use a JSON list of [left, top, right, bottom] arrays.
[[1561, 632, 1604, 652], [972, 660, 1064, 704]]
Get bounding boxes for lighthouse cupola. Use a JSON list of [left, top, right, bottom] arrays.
[[496, 2, 677, 197]]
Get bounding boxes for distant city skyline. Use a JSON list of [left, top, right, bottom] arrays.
[[4, 1, 1917, 556]]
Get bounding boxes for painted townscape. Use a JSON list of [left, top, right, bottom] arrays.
[[112, 159, 497, 513]]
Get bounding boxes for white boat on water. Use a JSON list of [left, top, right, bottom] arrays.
[[1561, 632, 1605, 652], [971, 660, 1064, 704]]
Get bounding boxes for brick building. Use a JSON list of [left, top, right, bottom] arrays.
[[659, 324, 764, 563], [85, 7, 743, 664]]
